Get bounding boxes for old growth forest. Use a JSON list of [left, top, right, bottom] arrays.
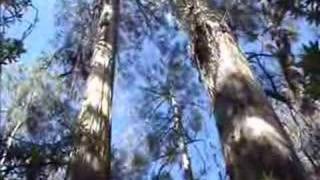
[[0, 0, 320, 179]]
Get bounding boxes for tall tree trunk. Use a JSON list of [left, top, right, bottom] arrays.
[[69, 0, 119, 179], [172, 1, 307, 179], [170, 96, 194, 180], [272, 28, 320, 174]]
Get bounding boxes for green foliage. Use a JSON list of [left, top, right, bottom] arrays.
[[165, 147, 178, 164], [1, 62, 74, 179], [261, 171, 275, 180], [301, 41, 320, 100], [146, 133, 161, 157], [0, 0, 36, 65], [189, 109, 203, 133], [132, 152, 150, 169], [0, 38, 25, 64], [152, 171, 172, 180], [2, 62, 74, 139], [288, 0, 320, 25], [30, 146, 41, 165], [0, 0, 32, 25]]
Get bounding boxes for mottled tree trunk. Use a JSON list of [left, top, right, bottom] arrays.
[[272, 28, 320, 176], [170, 96, 194, 180], [69, 0, 119, 179], [172, 1, 307, 179]]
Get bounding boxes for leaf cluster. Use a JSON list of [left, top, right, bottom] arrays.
[[301, 41, 320, 100], [0, 38, 25, 65]]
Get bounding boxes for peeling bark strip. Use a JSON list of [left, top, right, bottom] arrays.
[[69, 0, 119, 179], [172, 0, 307, 179]]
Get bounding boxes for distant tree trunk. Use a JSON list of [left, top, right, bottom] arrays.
[[69, 0, 119, 179], [172, 0, 307, 179], [0, 121, 24, 176], [273, 28, 320, 176], [170, 96, 194, 180]]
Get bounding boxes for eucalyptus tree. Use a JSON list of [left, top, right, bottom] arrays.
[[167, 0, 308, 179], [120, 0, 308, 178], [210, 0, 320, 175], [67, 0, 120, 179], [48, 0, 320, 179]]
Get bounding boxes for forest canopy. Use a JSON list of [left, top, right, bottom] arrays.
[[0, 0, 319, 179]]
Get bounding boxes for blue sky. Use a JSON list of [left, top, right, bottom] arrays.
[[8, 0, 56, 64]]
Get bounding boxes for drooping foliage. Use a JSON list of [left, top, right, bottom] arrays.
[[0, 0, 37, 64], [0, 63, 74, 179], [301, 41, 320, 100]]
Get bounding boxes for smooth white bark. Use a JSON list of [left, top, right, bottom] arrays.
[[69, 1, 117, 179]]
